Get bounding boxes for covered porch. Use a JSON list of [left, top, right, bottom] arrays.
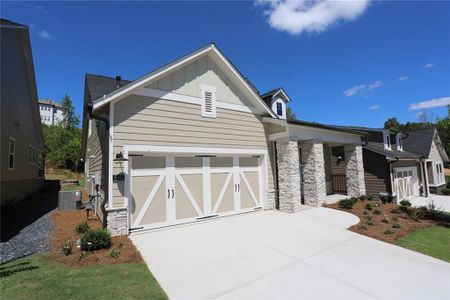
[[265, 118, 367, 212]]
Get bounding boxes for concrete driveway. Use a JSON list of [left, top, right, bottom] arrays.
[[410, 194, 450, 212], [131, 208, 450, 299]]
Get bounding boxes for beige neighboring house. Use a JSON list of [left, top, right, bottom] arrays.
[[81, 44, 366, 236], [39, 99, 63, 125], [1, 19, 45, 205]]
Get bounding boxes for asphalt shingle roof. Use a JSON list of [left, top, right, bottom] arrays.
[[85, 74, 132, 102], [402, 128, 435, 157]]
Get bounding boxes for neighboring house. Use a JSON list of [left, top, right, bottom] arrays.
[[402, 128, 449, 194], [39, 99, 63, 125], [81, 43, 366, 236], [332, 126, 449, 200], [1, 19, 45, 205]]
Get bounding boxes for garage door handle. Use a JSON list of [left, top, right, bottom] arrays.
[[171, 189, 174, 199], [167, 189, 170, 199], [238, 184, 240, 192]]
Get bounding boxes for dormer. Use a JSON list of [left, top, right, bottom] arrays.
[[383, 130, 392, 150], [260, 88, 291, 120], [396, 132, 404, 151]]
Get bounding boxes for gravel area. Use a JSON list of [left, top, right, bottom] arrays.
[[0, 210, 54, 264]]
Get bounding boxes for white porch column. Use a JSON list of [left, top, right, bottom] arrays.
[[344, 144, 366, 197], [276, 141, 302, 212], [302, 142, 327, 207]]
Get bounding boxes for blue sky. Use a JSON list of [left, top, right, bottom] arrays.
[[2, 1, 449, 127]]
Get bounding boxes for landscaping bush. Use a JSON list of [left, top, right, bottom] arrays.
[[357, 224, 368, 230], [390, 206, 402, 214], [381, 217, 389, 223], [383, 229, 395, 235], [80, 229, 112, 251], [110, 249, 121, 258], [363, 210, 369, 215], [74, 220, 91, 234], [441, 188, 450, 196], [359, 195, 367, 201], [366, 220, 375, 226], [373, 208, 382, 215], [424, 209, 450, 222], [392, 223, 401, 229], [379, 195, 393, 204], [399, 200, 412, 207], [78, 251, 91, 262], [364, 215, 372, 221], [366, 195, 374, 201], [338, 198, 357, 209], [365, 203, 374, 210], [405, 207, 425, 221], [61, 242, 72, 256]]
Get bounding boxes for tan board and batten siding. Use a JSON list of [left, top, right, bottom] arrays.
[[111, 55, 274, 208]]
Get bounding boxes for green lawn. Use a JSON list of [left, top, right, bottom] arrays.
[[396, 226, 450, 262], [0, 255, 168, 300]]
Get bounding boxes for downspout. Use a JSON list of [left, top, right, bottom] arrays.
[[86, 101, 110, 228], [273, 141, 280, 209], [419, 156, 429, 197]]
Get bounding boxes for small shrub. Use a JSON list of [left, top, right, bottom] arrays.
[[381, 217, 389, 223], [399, 200, 412, 207], [80, 229, 112, 251], [357, 224, 368, 230], [364, 215, 372, 221], [365, 203, 374, 211], [379, 195, 393, 204], [406, 207, 425, 221], [390, 206, 402, 214], [363, 210, 369, 215], [392, 223, 401, 229], [74, 221, 91, 234], [350, 197, 358, 203], [78, 251, 91, 262], [366, 220, 375, 226], [384, 229, 395, 235], [373, 208, 382, 215], [61, 242, 72, 256], [359, 195, 367, 201], [366, 195, 374, 201], [110, 249, 121, 258], [392, 216, 399, 222], [441, 188, 450, 196], [339, 198, 356, 209]]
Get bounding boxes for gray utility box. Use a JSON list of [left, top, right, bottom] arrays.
[[58, 190, 82, 210]]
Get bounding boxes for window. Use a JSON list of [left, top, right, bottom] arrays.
[[396, 133, 403, 151], [8, 138, 15, 169], [276, 102, 283, 116], [201, 84, 216, 118], [383, 132, 391, 150]]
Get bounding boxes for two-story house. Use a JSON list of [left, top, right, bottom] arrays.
[[1, 19, 45, 205], [39, 99, 63, 125]]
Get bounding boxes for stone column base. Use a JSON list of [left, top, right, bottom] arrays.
[[106, 208, 128, 236]]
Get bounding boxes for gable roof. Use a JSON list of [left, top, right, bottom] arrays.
[[86, 74, 132, 102], [91, 43, 276, 118], [364, 143, 419, 159], [260, 87, 291, 104], [402, 128, 436, 157], [39, 99, 62, 108]]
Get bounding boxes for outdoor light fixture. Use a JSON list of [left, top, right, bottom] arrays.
[[114, 152, 129, 162]]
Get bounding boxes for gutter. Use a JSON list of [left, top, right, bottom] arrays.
[[86, 100, 109, 229]]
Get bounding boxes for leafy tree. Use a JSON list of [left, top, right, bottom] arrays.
[[43, 94, 82, 170], [435, 106, 450, 161], [384, 117, 401, 131], [286, 106, 296, 120]]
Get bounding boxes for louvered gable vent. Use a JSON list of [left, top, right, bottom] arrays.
[[201, 85, 216, 118]]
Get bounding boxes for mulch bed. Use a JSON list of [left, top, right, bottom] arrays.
[[48, 210, 142, 266], [326, 200, 437, 243]]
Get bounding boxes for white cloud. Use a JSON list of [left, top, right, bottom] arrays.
[[409, 97, 450, 110], [257, 0, 371, 35], [424, 63, 434, 68], [369, 105, 379, 110], [343, 80, 383, 97], [398, 76, 409, 81], [38, 30, 52, 39]]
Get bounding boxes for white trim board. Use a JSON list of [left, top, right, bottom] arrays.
[[123, 145, 267, 156], [92, 44, 276, 118]]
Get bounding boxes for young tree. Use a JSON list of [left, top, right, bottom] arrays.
[[435, 106, 450, 161], [60, 94, 80, 129], [384, 117, 401, 131], [286, 106, 296, 120]]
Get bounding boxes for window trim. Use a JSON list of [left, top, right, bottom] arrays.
[[8, 137, 16, 170], [396, 133, 403, 151], [276, 102, 283, 116], [383, 131, 391, 150], [200, 84, 217, 118]]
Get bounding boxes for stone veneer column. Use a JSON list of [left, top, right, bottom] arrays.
[[345, 144, 366, 197], [276, 141, 302, 212], [106, 208, 128, 236], [302, 142, 327, 207]]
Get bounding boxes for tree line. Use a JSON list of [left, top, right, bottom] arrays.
[[43, 94, 82, 171]]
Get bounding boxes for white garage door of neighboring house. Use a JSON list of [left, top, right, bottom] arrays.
[[129, 154, 264, 231], [393, 166, 420, 200]]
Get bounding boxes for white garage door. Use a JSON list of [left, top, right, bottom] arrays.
[[129, 155, 263, 230]]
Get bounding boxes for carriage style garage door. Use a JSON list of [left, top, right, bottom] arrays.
[[129, 153, 264, 230]]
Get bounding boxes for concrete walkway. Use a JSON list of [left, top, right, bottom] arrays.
[[131, 208, 450, 299], [409, 194, 450, 212]]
